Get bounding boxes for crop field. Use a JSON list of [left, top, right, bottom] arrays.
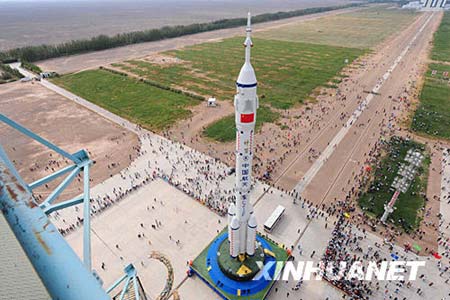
[[358, 137, 429, 232], [256, 6, 419, 49], [431, 11, 450, 62], [52, 69, 199, 132], [411, 64, 450, 140], [112, 37, 364, 110], [203, 106, 280, 142]]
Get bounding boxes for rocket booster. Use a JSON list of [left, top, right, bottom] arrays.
[[228, 12, 259, 258]]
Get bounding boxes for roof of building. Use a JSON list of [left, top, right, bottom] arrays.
[[0, 213, 51, 300]]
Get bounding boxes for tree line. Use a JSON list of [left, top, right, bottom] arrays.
[[0, 3, 363, 63], [21, 61, 42, 74]]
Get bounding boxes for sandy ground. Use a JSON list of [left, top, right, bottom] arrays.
[[37, 5, 367, 74], [0, 81, 139, 202]]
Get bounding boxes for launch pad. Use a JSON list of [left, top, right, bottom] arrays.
[[217, 239, 264, 281], [190, 231, 289, 300]]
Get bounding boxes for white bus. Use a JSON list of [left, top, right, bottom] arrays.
[[264, 205, 285, 232]]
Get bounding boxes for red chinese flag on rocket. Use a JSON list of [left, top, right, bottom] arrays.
[[241, 113, 254, 123]]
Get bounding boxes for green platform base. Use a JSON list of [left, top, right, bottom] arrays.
[[190, 229, 289, 300], [217, 239, 264, 281]]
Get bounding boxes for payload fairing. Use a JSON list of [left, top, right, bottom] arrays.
[[228, 12, 259, 258]]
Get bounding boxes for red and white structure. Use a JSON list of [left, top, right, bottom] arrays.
[[381, 149, 424, 223], [228, 12, 259, 258], [422, 0, 447, 9]]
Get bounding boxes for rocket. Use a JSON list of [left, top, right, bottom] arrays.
[[228, 12, 259, 258]]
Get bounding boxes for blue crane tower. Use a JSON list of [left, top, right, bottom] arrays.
[[0, 114, 147, 300]]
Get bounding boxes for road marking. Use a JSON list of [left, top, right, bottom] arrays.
[[293, 13, 434, 195]]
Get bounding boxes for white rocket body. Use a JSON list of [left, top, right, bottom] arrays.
[[228, 12, 259, 258]]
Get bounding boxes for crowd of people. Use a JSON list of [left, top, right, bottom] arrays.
[[151, 134, 234, 216], [322, 214, 373, 299], [50, 131, 237, 234], [438, 149, 450, 263]]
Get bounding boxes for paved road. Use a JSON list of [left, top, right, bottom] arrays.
[[9, 62, 34, 78]]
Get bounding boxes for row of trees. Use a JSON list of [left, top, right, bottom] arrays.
[[21, 61, 42, 74], [0, 3, 362, 63]]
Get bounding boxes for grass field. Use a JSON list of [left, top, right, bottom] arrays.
[[358, 137, 429, 232], [113, 37, 364, 110], [411, 64, 450, 140], [431, 11, 450, 62], [203, 106, 280, 142], [256, 6, 419, 49], [52, 69, 199, 131]]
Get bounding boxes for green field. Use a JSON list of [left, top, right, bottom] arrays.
[[203, 106, 280, 142], [52, 69, 199, 131], [113, 37, 364, 110], [411, 64, 450, 140], [256, 7, 419, 49], [358, 137, 429, 232], [431, 12, 450, 62]]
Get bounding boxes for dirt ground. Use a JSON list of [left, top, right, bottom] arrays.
[[37, 5, 367, 74], [0, 81, 139, 202]]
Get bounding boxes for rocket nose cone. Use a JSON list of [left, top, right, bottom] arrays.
[[230, 216, 240, 229], [237, 63, 257, 86], [248, 214, 257, 227]]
